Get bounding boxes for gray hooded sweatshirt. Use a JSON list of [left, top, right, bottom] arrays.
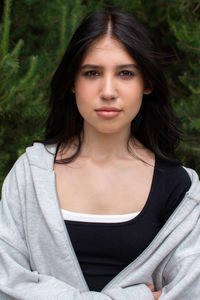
[[0, 143, 200, 300]]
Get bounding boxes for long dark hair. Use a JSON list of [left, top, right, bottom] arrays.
[[37, 7, 181, 164]]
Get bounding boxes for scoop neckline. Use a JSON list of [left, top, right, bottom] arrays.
[[63, 154, 159, 227]]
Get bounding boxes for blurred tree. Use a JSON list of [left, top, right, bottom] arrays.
[[166, 1, 200, 171], [0, 0, 41, 187]]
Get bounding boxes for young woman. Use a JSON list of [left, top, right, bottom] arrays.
[[0, 7, 200, 300]]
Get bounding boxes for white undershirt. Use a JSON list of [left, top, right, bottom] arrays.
[[61, 208, 140, 223]]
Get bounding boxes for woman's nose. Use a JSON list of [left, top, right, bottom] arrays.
[[99, 75, 118, 100]]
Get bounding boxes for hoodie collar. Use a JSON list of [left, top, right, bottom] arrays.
[[25, 142, 57, 171]]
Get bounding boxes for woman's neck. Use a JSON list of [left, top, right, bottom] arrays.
[[78, 124, 138, 163]]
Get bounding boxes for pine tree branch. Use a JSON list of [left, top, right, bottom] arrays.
[[182, 42, 200, 51], [1, 0, 12, 57], [60, 5, 67, 56], [182, 111, 195, 124], [0, 86, 16, 105], [16, 56, 38, 91], [192, 2, 200, 14], [11, 39, 24, 57]]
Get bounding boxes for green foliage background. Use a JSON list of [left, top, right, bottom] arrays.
[[0, 0, 200, 188]]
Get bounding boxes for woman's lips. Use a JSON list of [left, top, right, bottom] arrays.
[[95, 110, 121, 118]]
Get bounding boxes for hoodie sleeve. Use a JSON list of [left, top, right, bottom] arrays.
[[0, 158, 153, 300], [159, 199, 200, 299]]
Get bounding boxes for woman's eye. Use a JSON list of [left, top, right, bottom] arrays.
[[83, 70, 99, 77], [82, 70, 134, 78], [119, 70, 134, 78]]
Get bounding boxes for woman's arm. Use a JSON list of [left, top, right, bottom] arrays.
[[158, 203, 200, 299], [160, 251, 200, 299]]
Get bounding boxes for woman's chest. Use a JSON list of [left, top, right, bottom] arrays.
[[54, 159, 155, 214]]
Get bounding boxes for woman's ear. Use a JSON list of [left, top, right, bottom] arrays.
[[143, 80, 153, 95], [144, 86, 153, 95], [71, 87, 75, 93]]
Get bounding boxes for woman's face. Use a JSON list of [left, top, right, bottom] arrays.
[[73, 36, 152, 134]]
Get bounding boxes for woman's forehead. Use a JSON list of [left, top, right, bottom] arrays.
[[81, 36, 136, 66]]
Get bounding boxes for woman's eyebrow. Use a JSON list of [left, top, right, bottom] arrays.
[[79, 64, 138, 70]]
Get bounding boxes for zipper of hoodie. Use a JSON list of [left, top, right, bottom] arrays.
[[101, 190, 191, 292], [53, 172, 90, 292]]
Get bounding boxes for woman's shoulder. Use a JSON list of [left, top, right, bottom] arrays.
[[19, 142, 57, 170], [156, 156, 192, 182], [25, 142, 57, 159], [182, 166, 200, 202], [2, 143, 58, 195], [5, 143, 57, 180], [157, 156, 200, 203]]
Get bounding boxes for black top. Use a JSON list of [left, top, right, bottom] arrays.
[[64, 156, 191, 291]]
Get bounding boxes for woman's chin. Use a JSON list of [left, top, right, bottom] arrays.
[[95, 127, 124, 135]]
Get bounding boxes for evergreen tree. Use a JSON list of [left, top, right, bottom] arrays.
[[0, 0, 41, 186]]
